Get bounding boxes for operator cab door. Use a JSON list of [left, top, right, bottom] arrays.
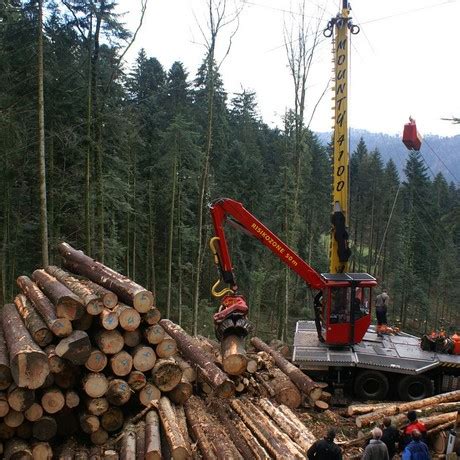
[[322, 273, 376, 345]]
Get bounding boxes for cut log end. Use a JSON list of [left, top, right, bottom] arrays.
[[133, 291, 154, 313]]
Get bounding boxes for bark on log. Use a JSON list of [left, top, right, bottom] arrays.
[[45, 345, 65, 374], [32, 442, 53, 459], [151, 358, 182, 392], [1, 303, 49, 389], [7, 385, 35, 412], [32, 416, 57, 441], [251, 337, 322, 402], [347, 402, 396, 417], [259, 398, 315, 454], [85, 397, 109, 416], [4, 439, 32, 460], [106, 379, 131, 406], [95, 330, 124, 355], [427, 420, 457, 436], [221, 335, 247, 376], [123, 330, 142, 348], [260, 367, 302, 409], [211, 400, 269, 460], [0, 325, 12, 390], [135, 422, 146, 460], [83, 373, 109, 398], [99, 309, 119, 331], [85, 349, 108, 373], [120, 428, 136, 460], [45, 266, 101, 315], [160, 320, 235, 398], [55, 330, 91, 365], [114, 304, 140, 332], [356, 389, 460, 428], [156, 334, 178, 359], [32, 269, 84, 320], [58, 242, 153, 312], [174, 406, 193, 458], [131, 346, 156, 372], [14, 294, 53, 347], [127, 371, 147, 391], [24, 403, 43, 422], [41, 387, 65, 414], [17, 276, 72, 337], [158, 397, 192, 459], [110, 351, 133, 377], [143, 308, 161, 325], [101, 407, 123, 432], [230, 398, 304, 459], [145, 411, 161, 460], [185, 395, 242, 460], [80, 279, 118, 310], [139, 384, 161, 407]]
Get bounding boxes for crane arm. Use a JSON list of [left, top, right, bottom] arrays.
[[210, 198, 326, 291]]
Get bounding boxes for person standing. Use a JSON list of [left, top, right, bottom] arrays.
[[314, 291, 325, 343], [375, 289, 389, 336], [307, 428, 342, 460], [381, 417, 400, 459], [401, 411, 427, 449], [401, 430, 430, 460], [362, 427, 389, 460]]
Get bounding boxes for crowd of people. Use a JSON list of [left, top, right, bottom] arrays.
[[307, 410, 432, 460]]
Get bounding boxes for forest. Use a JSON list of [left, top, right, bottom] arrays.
[[1, 0, 459, 343]]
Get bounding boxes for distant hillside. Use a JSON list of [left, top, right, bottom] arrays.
[[315, 129, 460, 185]]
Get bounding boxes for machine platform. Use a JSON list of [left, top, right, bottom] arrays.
[[293, 321, 460, 375]]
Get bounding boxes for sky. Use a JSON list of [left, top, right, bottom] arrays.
[[117, 0, 460, 137]]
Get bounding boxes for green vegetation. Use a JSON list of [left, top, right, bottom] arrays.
[[0, 1, 458, 341]]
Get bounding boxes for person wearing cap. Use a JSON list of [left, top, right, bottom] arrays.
[[401, 429, 430, 460], [362, 427, 389, 460], [307, 428, 342, 460]]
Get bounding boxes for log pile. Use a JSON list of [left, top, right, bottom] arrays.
[[0, 242, 328, 458]]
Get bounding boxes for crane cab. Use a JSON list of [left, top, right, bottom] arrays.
[[402, 118, 422, 151], [321, 273, 377, 346]]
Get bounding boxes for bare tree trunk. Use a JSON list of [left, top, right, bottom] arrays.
[[37, 0, 49, 267]]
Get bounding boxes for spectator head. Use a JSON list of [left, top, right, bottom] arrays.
[[411, 429, 422, 441], [326, 428, 336, 442], [372, 427, 383, 440], [383, 417, 392, 428], [407, 410, 417, 422]]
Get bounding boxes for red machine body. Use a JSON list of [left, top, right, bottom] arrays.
[[209, 198, 377, 346], [402, 117, 422, 151]]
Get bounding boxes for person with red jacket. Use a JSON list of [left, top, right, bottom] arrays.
[[401, 411, 427, 449]]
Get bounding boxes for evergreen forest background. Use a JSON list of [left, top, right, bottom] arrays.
[[1, 1, 459, 343]]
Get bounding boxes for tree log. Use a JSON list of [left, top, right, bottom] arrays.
[[90, 428, 109, 446], [55, 330, 91, 365], [114, 304, 140, 332], [135, 422, 145, 460], [32, 416, 57, 441], [131, 345, 156, 372], [211, 400, 269, 460], [174, 405, 193, 457], [0, 393, 10, 418], [185, 395, 241, 460], [45, 345, 65, 374], [251, 337, 322, 402], [127, 371, 147, 391], [356, 389, 460, 428], [123, 330, 142, 348], [347, 402, 396, 417], [80, 279, 118, 310], [32, 269, 84, 320], [41, 387, 65, 414], [14, 294, 53, 347], [230, 398, 304, 459], [156, 334, 177, 359], [110, 351, 133, 377], [85, 349, 108, 373], [174, 356, 196, 383], [144, 325, 165, 345], [95, 330, 124, 355], [7, 385, 34, 412], [0, 422, 15, 440], [145, 411, 161, 460], [99, 309, 119, 330], [158, 397, 191, 460], [45, 266, 101, 315], [80, 413, 100, 434], [101, 406, 123, 432], [106, 379, 131, 406], [221, 335, 247, 376], [24, 403, 43, 422], [167, 377, 193, 405], [83, 373, 109, 398], [16, 420, 32, 439], [259, 398, 315, 454], [0, 325, 12, 391], [58, 242, 153, 312], [54, 362, 80, 389], [260, 367, 302, 409], [4, 409, 24, 428], [143, 308, 161, 325], [65, 390, 80, 409], [4, 439, 32, 460], [151, 358, 182, 392], [17, 276, 72, 337], [1, 303, 49, 389], [85, 397, 109, 416], [160, 320, 235, 398], [72, 311, 94, 331], [139, 384, 161, 407], [120, 428, 136, 460], [32, 442, 53, 459]]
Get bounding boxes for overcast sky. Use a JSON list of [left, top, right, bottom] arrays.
[[118, 0, 460, 137]]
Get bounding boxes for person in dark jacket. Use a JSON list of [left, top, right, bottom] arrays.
[[381, 417, 400, 458], [401, 429, 430, 460], [362, 427, 389, 460], [307, 428, 342, 460]]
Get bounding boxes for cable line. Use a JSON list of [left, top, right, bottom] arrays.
[[423, 137, 459, 184]]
